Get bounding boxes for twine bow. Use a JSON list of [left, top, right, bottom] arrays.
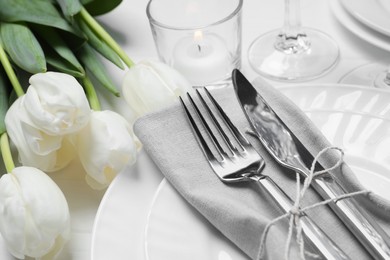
[[257, 147, 369, 260]]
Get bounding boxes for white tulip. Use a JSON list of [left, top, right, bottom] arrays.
[[77, 110, 140, 189], [5, 97, 76, 172], [23, 72, 91, 135], [0, 166, 70, 259], [122, 60, 191, 117]]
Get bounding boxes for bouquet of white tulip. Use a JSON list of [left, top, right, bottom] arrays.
[[5, 71, 143, 186], [0, 0, 192, 259]]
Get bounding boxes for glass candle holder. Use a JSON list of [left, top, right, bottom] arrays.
[[147, 0, 242, 87]]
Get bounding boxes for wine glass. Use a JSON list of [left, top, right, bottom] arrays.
[[248, 0, 339, 81], [339, 63, 390, 88]]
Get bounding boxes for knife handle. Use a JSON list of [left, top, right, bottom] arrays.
[[313, 178, 390, 260], [257, 176, 350, 260]]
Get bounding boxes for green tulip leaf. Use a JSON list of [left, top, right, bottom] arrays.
[[77, 18, 124, 69], [56, 0, 83, 18], [0, 0, 83, 37], [0, 69, 10, 134], [57, 28, 87, 50], [80, 0, 93, 4], [34, 25, 85, 76], [46, 52, 85, 78], [83, 0, 123, 16], [78, 44, 119, 96], [0, 23, 46, 74]]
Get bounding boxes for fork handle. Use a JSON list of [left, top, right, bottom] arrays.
[[312, 178, 390, 260], [257, 176, 350, 260]]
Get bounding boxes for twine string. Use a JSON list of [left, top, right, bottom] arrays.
[[257, 147, 370, 260]]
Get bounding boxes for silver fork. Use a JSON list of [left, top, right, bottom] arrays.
[[180, 88, 350, 260]]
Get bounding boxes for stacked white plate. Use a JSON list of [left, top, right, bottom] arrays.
[[331, 0, 390, 51]]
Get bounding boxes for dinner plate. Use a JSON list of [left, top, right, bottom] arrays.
[[91, 150, 163, 260], [145, 179, 250, 260], [144, 84, 390, 259], [330, 0, 390, 52], [340, 0, 390, 37], [92, 84, 390, 260]]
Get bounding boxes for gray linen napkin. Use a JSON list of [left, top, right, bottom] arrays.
[[134, 79, 390, 260]]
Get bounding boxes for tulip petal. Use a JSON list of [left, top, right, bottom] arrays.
[[5, 97, 76, 172], [122, 60, 191, 117], [77, 110, 138, 189], [0, 174, 26, 259], [24, 72, 91, 135], [39, 234, 68, 260], [0, 167, 70, 259]]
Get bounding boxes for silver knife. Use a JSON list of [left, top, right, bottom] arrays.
[[232, 69, 390, 260]]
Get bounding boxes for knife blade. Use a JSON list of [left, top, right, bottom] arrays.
[[232, 69, 390, 260]]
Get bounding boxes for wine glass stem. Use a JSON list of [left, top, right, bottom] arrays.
[[275, 0, 310, 54], [284, 0, 301, 36]]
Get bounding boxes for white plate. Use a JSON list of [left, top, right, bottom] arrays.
[[144, 84, 390, 259], [91, 151, 163, 260], [92, 84, 390, 260], [340, 0, 390, 37], [145, 179, 250, 260], [330, 0, 390, 52]]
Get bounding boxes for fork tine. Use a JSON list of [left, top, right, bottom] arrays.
[[179, 97, 217, 162], [186, 93, 228, 159], [195, 89, 238, 154], [204, 87, 251, 148]]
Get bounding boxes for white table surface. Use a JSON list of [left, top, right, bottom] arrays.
[[1, 0, 390, 259]]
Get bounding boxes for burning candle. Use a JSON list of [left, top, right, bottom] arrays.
[[173, 30, 231, 86]]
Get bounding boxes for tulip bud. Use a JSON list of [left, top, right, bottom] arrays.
[[77, 110, 140, 189], [0, 167, 70, 259], [5, 97, 76, 172], [23, 72, 91, 135], [122, 60, 191, 117]]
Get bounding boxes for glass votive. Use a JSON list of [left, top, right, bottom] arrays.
[[146, 0, 242, 87]]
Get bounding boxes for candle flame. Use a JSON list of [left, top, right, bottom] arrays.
[[193, 30, 203, 42]]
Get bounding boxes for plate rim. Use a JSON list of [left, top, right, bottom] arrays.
[[330, 0, 390, 52], [340, 0, 390, 37]]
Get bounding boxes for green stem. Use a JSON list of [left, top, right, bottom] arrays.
[[0, 132, 15, 173], [0, 43, 24, 97], [83, 76, 101, 111], [79, 7, 135, 68]]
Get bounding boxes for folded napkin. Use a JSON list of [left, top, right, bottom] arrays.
[[134, 78, 390, 259]]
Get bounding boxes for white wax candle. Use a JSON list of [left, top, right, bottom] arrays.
[[173, 31, 230, 86]]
